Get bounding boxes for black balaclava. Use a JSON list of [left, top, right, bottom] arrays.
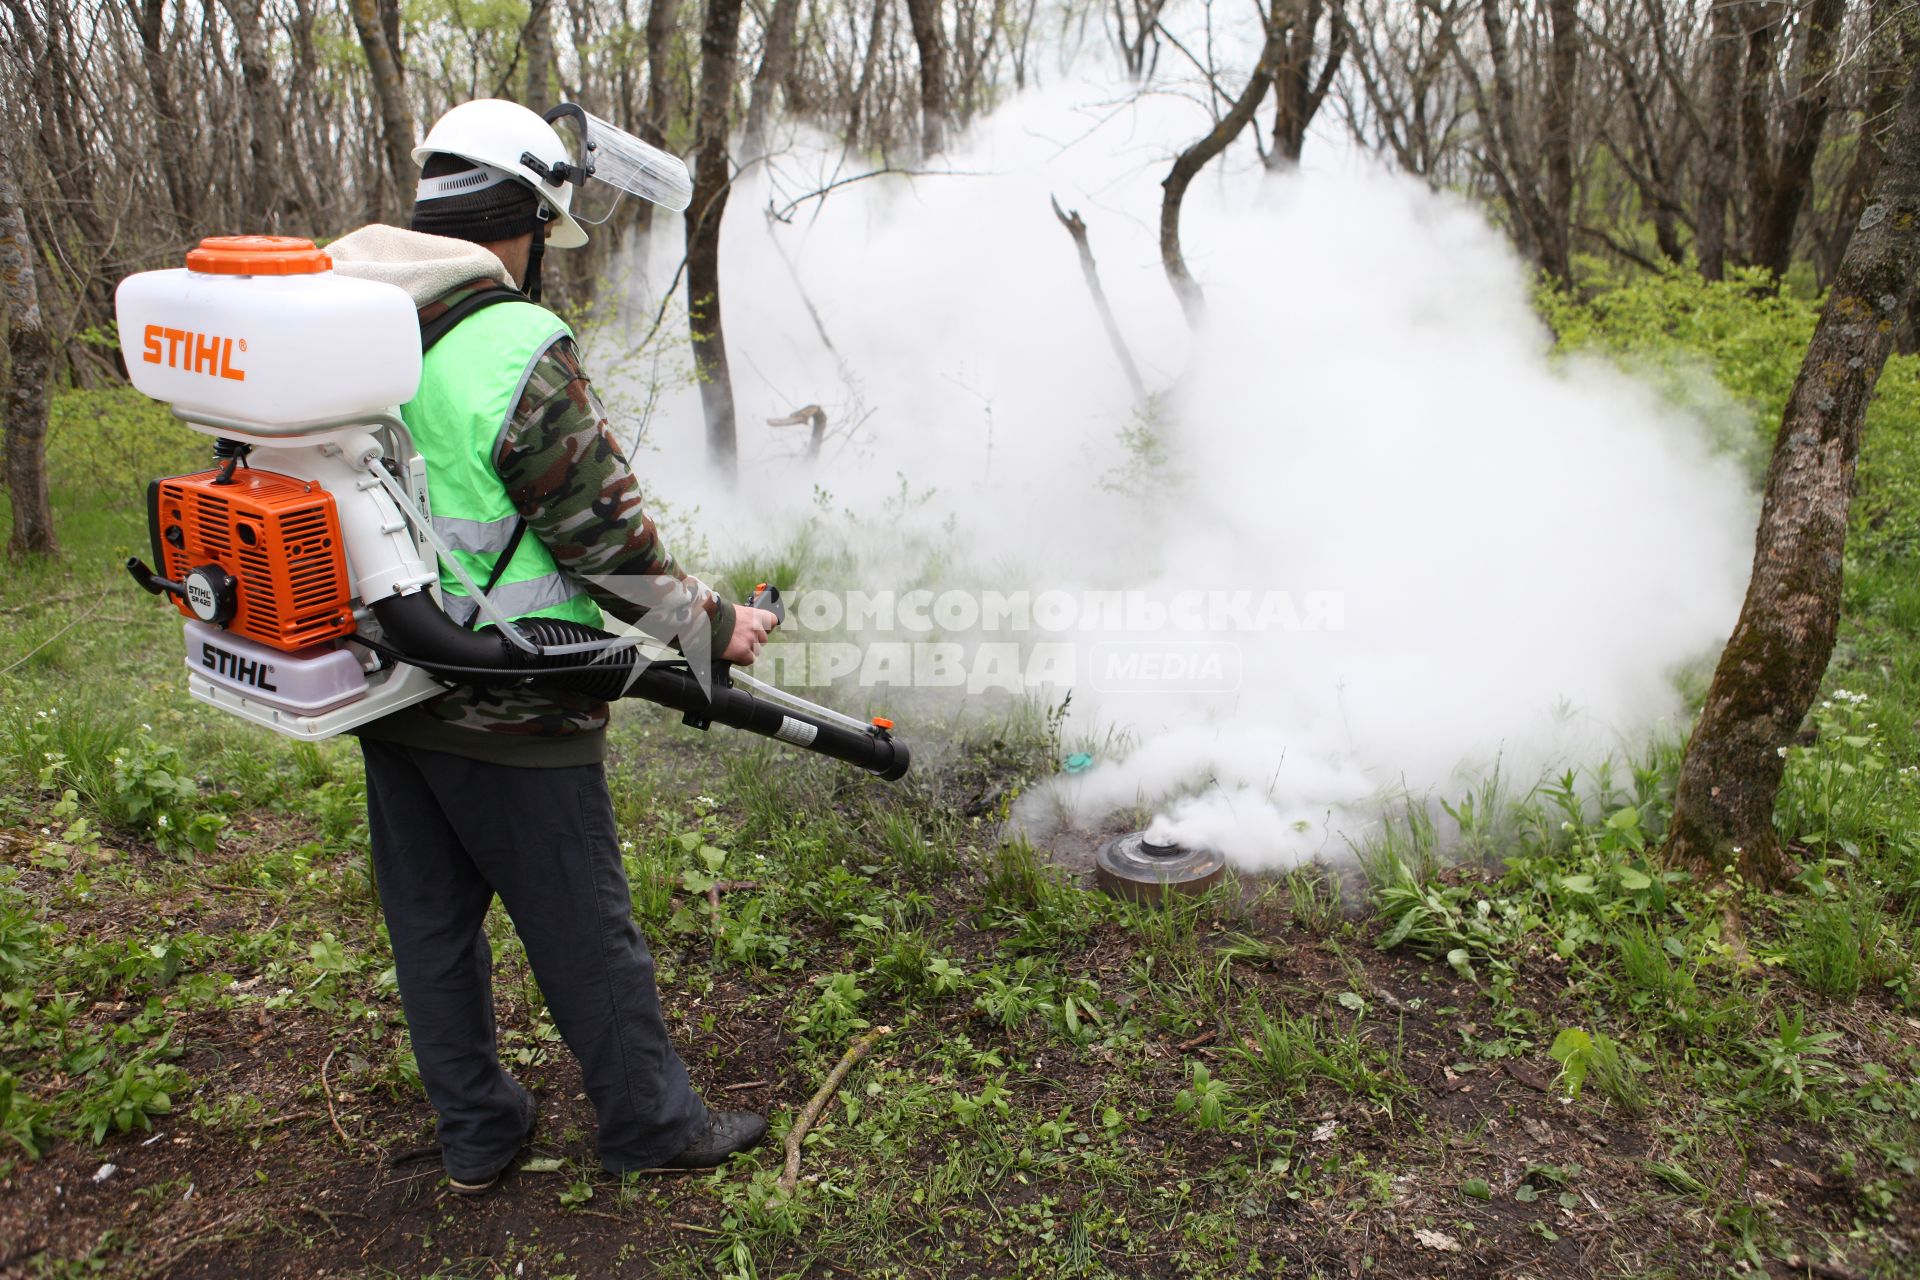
[[410, 153, 549, 300]]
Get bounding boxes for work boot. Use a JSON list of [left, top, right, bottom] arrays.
[[663, 1111, 767, 1168]]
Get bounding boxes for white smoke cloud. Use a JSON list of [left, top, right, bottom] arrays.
[[596, 61, 1755, 871]]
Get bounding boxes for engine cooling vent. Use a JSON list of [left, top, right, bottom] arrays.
[[148, 467, 354, 653]]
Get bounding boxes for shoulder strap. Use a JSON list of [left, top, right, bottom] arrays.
[[464, 516, 531, 629], [419, 285, 527, 353]]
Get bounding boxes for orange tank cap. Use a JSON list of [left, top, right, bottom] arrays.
[[872, 717, 894, 731], [185, 236, 332, 276]]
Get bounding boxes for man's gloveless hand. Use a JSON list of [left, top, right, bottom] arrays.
[[721, 606, 780, 665]]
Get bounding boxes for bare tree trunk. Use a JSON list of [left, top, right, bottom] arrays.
[[1817, 0, 1907, 282], [743, 0, 803, 165], [131, 0, 198, 231], [1738, 2, 1782, 263], [644, 0, 683, 148], [686, 0, 746, 480], [525, 0, 556, 106], [283, 0, 331, 225], [1114, 0, 1169, 79], [7, 0, 117, 332], [847, 0, 889, 148], [1600, 38, 1685, 265], [0, 150, 58, 557], [1751, 0, 1846, 277], [786, 0, 821, 110], [614, 0, 639, 129], [1697, 0, 1744, 280], [904, 0, 950, 154], [1478, 0, 1561, 280], [1051, 196, 1148, 407], [564, 0, 596, 103], [220, 0, 284, 231], [1666, 70, 1920, 888], [1267, 0, 1346, 168], [349, 0, 415, 217], [1540, 0, 1580, 281], [635, 0, 684, 230], [1160, 17, 1284, 328]]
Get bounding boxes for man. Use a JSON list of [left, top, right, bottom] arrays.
[[326, 99, 775, 1193]]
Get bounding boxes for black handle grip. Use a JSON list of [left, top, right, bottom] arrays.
[[126, 557, 186, 599], [745, 583, 785, 626], [365, 592, 910, 781]]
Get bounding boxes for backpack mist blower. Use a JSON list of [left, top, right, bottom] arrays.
[[113, 235, 909, 781]]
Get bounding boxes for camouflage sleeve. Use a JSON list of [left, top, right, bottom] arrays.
[[494, 336, 737, 659]]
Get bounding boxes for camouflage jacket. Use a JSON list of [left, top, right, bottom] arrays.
[[358, 278, 736, 767]]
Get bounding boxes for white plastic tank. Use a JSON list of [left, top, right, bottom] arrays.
[[116, 236, 422, 432]]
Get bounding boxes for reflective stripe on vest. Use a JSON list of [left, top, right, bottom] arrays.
[[431, 511, 521, 555], [400, 298, 603, 630], [443, 571, 586, 626]]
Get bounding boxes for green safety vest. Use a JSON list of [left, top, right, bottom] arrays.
[[400, 298, 603, 631]]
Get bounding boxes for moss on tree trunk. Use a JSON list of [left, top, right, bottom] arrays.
[[1666, 70, 1920, 887], [685, 0, 745, 481], [1, 148, 58, 558]]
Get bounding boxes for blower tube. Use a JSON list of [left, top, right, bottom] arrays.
[[369, 592, 910, 781]]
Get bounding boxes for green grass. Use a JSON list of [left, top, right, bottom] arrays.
[[3, 280, 1920, 1277]]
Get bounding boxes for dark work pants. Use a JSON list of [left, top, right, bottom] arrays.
[[360, 738, 707, 1179]]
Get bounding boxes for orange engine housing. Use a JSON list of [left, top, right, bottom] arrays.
[[148, 467, 355, 653]]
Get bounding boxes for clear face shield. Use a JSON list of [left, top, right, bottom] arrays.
[[541, 103, 693, 222]]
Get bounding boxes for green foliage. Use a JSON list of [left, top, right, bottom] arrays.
[[622, 840, 678, 926], [310, 778, 370, 850], [75, 1055, 182, 1143], [1541, 264, 1920, 560], [1, 703, 135, 819], [981, 837, 1051, 912], [719, 894, 792, 967], [1741, 1009, 1843, 1115], [1372, 863, 1528, 1005], [5, 708, 227, 854], [44, 388, 203, 501], [1282, 866, 1344, 935], [1172, 1062, 1231, 1131], [791, 864, 880, 927], [1540, 266, 1814, 446], [1607, 923, 1743, 1045], [0, 874, 48, 987], [1099, 394, 1178, 496], [1777, 690, 1912, 858], [973, 956, 1050, 1030], [981, 837, 1094, 951], [1548, 1027, 1649, 1115], [874, 809, 959, 884], [951, 1076, 1010, 1127], [107, 735, 224, 853], [1500, 779, 1691, 958], [8, 307, 1920, 1271], [1228, 1002, 1406, 1107], [1782, 873, 1898, 1000], [0, 1070, 50, 1158], [794, 972, 868, 1044]]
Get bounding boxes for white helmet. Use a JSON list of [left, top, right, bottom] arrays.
[[414, 99, 590, 249]]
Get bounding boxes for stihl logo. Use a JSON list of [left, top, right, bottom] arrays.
[[200, 641, 277, 691], [142, 324, 246, 382]]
